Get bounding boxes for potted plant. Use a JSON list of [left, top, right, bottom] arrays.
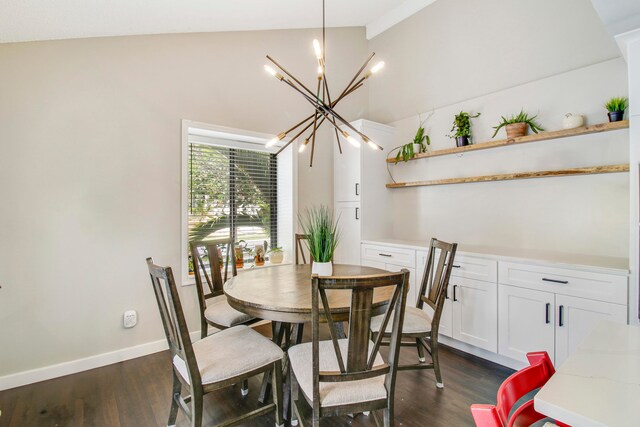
[[391, 119, 430, 162], [299, 205, 340, 276], [268, 247, 284, 264], [604, 97, 628, 122], [492, 110, 544, 139], [448, 111, 481, 147]]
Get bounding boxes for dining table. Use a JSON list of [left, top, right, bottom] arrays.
[[534, 320, 640, 426], [224, 263, 394, 419]]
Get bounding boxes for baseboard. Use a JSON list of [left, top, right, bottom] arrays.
[[439, 335, 526, 371], [0, 331, 201, 391]]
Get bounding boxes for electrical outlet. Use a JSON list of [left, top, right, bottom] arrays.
[[123, 310, 137, 328]]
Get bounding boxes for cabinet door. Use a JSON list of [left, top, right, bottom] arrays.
[[555, 295, 627, 366], [333, 137, 361, 202], [332, 202, 361, 265], [451, 277, 498, 352], [498, 285, 555, 363], [416, 250, 452, 337], [386, 263, 416, 306]]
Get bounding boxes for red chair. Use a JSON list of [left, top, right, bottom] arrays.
[[470, 352, 569, 427]]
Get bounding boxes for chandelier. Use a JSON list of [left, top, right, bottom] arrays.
[[264, 0, 385, 166]]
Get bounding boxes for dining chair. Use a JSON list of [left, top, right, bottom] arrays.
[[470, 351, 570, 427], [190, 239, 256, 339], [295, 233, 311, 265], [370, 238, 457, 388], [288, 270, 410, 427], [146, 258, 284, 427]]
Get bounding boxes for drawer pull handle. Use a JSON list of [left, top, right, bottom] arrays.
[[558, 305, 564, 327], [355, 183, 360, 196], [545, 303, 551, 324], [542, 278, 568, 284], [355, 207, 359, 220], [453, 285, 458, 302], [451, 265, 461, 268], [379, 253, 392, 257]]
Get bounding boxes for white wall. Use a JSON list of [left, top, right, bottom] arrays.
[[0, 28, 368, 382], [365, 0, 630, 259]]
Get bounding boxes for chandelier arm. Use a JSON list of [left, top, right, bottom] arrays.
[[267, 55, 322, 103], [337, 52, 375, 100], [310, 78, 322, 167], [334, 128, 343, 154], [275, 117, 320, 155]]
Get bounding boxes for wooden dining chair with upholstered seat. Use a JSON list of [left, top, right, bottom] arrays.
[[288, 270, 410, 427], [190, 239, 257, 338], [370, 238, 457, 389], [146, 258, 284, 427]]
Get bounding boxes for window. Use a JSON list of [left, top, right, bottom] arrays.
[[181, 121, 296, 284]]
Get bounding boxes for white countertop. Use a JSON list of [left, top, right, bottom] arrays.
[[534, 321, 640, 426], [361, 238, 629, 275]]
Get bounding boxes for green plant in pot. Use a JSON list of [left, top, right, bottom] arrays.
[[448, 111, 481, 147], [604, 97, 628, 122], [268, 247, 284, 264], [299, 205, 340, 276], [492, 110, 544, 139], [391, 120, 431, 162]]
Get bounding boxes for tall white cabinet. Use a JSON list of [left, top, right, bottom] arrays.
[[333, 120, 394, 265]]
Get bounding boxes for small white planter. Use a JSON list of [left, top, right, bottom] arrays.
[[269, 251, 284, 264], [311, 261, 333, 277]]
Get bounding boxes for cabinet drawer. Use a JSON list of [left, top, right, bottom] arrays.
[[499, 261, 627, 305], [361, 244, 415, 268], [417, 251, 497, 283]]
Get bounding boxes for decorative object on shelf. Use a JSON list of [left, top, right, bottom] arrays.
[[268, 247, 284, 264], [492, 110, 545, 139], [391, 117, 431, 163], [604, 97, 628, 122], [299, 205, 340, 277], [562, 113, 584, 130], [448, 111, 481, 147], [263, 0, 385, 167], [235, 240, 247, 269], [254, 244, 265, 266]]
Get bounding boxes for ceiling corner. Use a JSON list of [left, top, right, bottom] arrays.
[[365, 0, 438, 40]]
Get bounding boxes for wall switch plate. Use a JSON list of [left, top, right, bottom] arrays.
[[123, 310, 137, 328]]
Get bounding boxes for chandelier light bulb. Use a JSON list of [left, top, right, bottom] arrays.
[[370, 61, 385, 74], [317, 65, 323, 75], [343, 133, 360, 148], [367, 140, 382, 150], [266, 132, 286, 148], [313, 39, 322, 60], [299, 139, 309, 153], [264, 65, 284, 81]]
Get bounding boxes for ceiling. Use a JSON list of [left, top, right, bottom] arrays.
[[0, 0, 437, 44]]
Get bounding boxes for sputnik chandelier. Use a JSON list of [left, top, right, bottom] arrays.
[[264, 0, 385, 166]]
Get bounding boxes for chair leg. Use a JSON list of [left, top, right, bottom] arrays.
[[241, 379, 249, 396], [190, 389, 203, 427], [431, 337, 444, 388], [290, 372, 299, 426], [384, 407, 392, 427], [272, 360, 284, 427], [416, 338, 426, 363], [167, 371, 181, 427], [200, 319, 207, 339]]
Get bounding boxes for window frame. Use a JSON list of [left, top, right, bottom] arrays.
[[181, 120, 296, 285]]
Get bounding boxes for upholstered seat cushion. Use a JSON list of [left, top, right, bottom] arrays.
[[204, 295, 254, 327], [370, 306, 433, 334], [173, 325, 283, 385], [288, 339, 388, 407]]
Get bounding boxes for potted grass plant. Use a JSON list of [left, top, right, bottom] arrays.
[[491, 109, 544, 139], [604, 97, 628, 122], [448, 111, 481, 147], [299, 205, 340, 276]]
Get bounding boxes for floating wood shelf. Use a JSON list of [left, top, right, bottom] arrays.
[[386, 120, 629, 163], [386, 164, 629, 188]]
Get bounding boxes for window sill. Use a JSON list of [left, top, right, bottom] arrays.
[[182, 261, 292, 286]]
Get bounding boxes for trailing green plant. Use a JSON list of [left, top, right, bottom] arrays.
[[604, 97, 628, 112], [448, 111, 481, 139], [393, 121, 431, 163], [491, 109, 545, 138], [298, 205, 340, 263]]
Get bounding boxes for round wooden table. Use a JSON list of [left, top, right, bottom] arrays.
[[224, 263, 394, 323]]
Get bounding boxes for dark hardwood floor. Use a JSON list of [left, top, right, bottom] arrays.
[[0, 326, 513, 427]]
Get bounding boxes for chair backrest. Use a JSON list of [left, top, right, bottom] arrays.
[[146, 258, 201, 388], [470, 352, 556, 427], [311, 270, 409, 407], [416, 238, 457, 331], [295, 233, 311, 265], [190, 239, 236, 308]]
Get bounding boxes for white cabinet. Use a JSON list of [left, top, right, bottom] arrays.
[[333, 202, 361, 265], [554, 294, 627, 365], [333, 137, 360, 203], [361, 255, 417, 305], [499, 285, 555, 363], [451, 276, 498, 352]]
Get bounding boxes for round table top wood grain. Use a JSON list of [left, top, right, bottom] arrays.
[[224, 264, 394, 323]]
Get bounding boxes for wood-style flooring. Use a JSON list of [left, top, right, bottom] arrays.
[[0, 326, 513, 426]]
